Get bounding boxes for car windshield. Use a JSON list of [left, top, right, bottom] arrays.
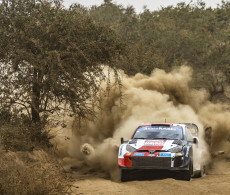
[[132, 126, 183, 140]]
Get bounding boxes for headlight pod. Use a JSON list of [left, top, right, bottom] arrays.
[[168, 146, 183, 153], [126, 144, 137, 153]]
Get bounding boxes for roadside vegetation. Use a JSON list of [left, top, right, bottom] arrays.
[[0, 150, 69, 195], [89, 0, 230, 101], [0, 0, 230, 194]]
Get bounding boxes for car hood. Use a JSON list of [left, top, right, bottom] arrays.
[[128, 139, 183, 151]]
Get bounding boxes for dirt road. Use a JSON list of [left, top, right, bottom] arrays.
[[71, 160, 230, 195]]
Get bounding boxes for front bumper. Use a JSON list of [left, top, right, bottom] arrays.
[[118, 155, 190, 171], [120, 166, 189, 171]]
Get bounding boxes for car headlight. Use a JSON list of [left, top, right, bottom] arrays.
[[168, 146, 183, 153], [126, 144, 137, 153]]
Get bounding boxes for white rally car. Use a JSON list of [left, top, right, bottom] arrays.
[[118, 123, 204, 181]]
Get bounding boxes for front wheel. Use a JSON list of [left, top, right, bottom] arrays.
[[182, 159, 193, 181], [120, 169, 129, 182]]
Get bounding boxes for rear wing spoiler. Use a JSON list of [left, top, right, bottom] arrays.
[[180, 123, 198, 137]]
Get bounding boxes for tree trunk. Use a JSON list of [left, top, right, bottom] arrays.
[[31, 83, 40, 122], [31, 69, 41, 123]]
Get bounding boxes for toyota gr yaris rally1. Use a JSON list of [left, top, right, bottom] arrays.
[[118, 123, 204, 181]]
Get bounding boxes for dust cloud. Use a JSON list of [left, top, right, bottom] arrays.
[[52, 66, 230, 180]]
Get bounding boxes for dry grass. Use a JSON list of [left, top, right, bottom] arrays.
[[0, 150, 70, 195]]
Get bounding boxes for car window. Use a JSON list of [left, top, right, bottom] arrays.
[[185, 123, 198, 137], [132, 126, 183, 140], [186, 128, 193, 141]]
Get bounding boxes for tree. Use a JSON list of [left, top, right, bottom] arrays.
[[0, 0, 123, 125], [90, 0, 124, 27]]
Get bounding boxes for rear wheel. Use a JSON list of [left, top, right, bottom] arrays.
[[194, 164, 205, 178]]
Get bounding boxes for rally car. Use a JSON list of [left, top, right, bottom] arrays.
[[118, 123, 204, 181]]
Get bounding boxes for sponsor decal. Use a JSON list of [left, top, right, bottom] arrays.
[[137, 126, 182, 131], [133, 153, 145, 156], [159, 153, 171, 157], [144, 140, 165, 146], [137, 126, 155, 131], [148, 154, 155, 157], [119, 145, 123, 156]]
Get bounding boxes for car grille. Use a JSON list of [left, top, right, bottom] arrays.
[[132, 157, 171, 168]]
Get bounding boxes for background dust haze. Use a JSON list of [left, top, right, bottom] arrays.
[[52, 66, 230, 180]]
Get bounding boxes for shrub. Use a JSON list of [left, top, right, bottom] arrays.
[[0, 111, 53, 151], [0, 123, 34, 151], [0, 150, 68, 195]]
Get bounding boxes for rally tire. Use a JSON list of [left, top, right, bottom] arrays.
[[194, 165, 205, 178], [182, 159, 193, 181], [120, 169, 129, 182]]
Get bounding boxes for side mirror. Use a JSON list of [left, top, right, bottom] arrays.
[[193, 137, 198, 144], [121, 137, 124, 144]]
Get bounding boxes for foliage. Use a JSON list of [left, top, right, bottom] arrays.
[[89, 0, 230, 99], [0, 110, 52, 151], [0, 0, 123, 125], [1, 0, 230, 148]]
